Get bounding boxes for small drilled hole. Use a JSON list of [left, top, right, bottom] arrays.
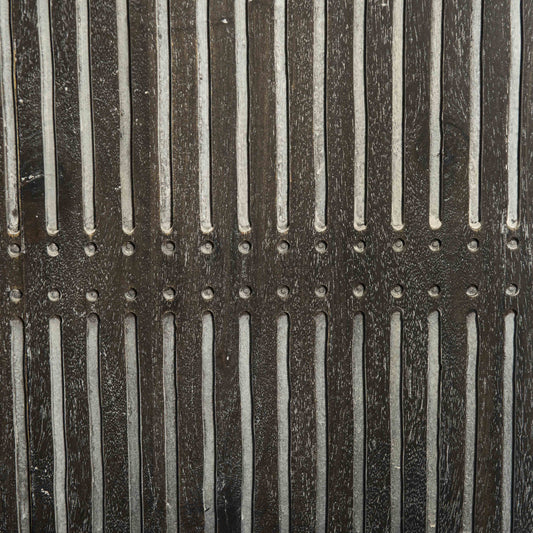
[[122, 242, 135, 256], [238, 241, 251, 254], [429, 239, 441, 252], [277, 240, 290, 254], [428, 285, 440, 298], [200, 241, 214, 254], [163, 287, 176, 301], [466, 285, 478, 298], [354, 240, 365, 253], [353, 284, 365, 298], [201, 287, 214, 301], [315, 285, 327, 298], [392, 239, 404, 252], [391, 285, 404, 299], [84, 242, 97, 257], [8, 243, 21, 258], [277, 285, 290, 299], [506, 284, 519, 296], [239, 286, 252, 299], [125, 288, 137, 301], [162, 241, 175, 255], [86, 290, 99, 303], [467, 239, 479, 252], [10, 289, 22, 303], [47, 243, 59, 257], [507, 238, 519, 250], [48, 289, 61, 302], [315, 241, 327, 254]]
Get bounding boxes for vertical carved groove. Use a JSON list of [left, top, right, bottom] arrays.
[[503, 312, 516, 532], [239, 314, 253, 533], [391, 0, 404, 230], [353, 0, 366, 231], [162, 313, 177, 531], [124, 314, 141, 532], [76, 0, 95, 234], [352, 313, 365, 533], [11, 319, 29, 532], [277, 314, 290, 533], [0, 0, 19, 235], [117, 0, 133, 234], [235, 0, 250, 233], [468, 0, 481, 228], [426, 311, 440, 532], [202, 313, 215, 532], [313, 0, 326, 231], [429, 0, 442, 229], [507, 0, 521, 229], [49, 317, 66, 533], [463, 312, 478, 532], [390, 312, 402, 532], [87, 314, 103, 532], [37, 0, 58, 234], [197, 0, 212, 233], [157, 0, 172, 233], [274, 0, 288, 231], [315, 313, 327, 532]]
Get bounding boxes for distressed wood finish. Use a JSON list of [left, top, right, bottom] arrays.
[[1, 0, 533, 531]]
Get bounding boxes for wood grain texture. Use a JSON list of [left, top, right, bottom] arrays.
[[3, 1, 533, 530]]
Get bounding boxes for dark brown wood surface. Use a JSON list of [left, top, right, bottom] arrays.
[[1, 0, 532, 531]]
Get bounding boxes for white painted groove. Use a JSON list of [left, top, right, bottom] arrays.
[[463, 312, 478, 533], [426, 312, 440, 533], [87, 314, 103, 533], [49, 317, 66, 533], [468, 0, 481, 229], [162, 313, 177, 531], [274, 0, 288, 231], [391, 0, 404, 230], [197, 0, 212, 233], [117, 0, 133, 234], [11, 319, 29, 533], [315, 313, 327, 533], [157, 0, 172, 233], [503, 312, 516, 532], [429, 0, 442, 229], [76, 0, 95, 234], [124, 314, 141, 533], [352, 314, 365, 533], [313, 0, 326, 231], [390, 312, 402, 533], [239, 315, 253, 533], [277, 314, 290, 533], [235, 0, 250, 233], [202, 313, 215, 532], [353, 0, 366, 231], [37, 0, 58, 235], [507, 0, 521, 229], [0, 0, 19, 235]]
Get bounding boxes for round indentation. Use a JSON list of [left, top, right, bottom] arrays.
[[86, 290, 99, 303], [428, 285, 440, 298], [238, 241, 251, 254], [122, 241, 135, 256], [391, 285, 404, 299], [429, 239, 441, 252], [315, 241, 327, 254], [200, 241, 214, 255], [10, 289, 22, 303], [47, 242, 59, 257], [277, 285, 290, 299], [506, 284, 519, 296], [467, 239, 479, 252], [201, 287, 214, 301], [315, 285, 328, 298], [466, 285, 479, 298], [162, 240, 175, 255], [507, 238, 519, 250], [277, 240, 290, 254], [392, 239, 404, 252], [353, 283, 365, 298], [84, 242, 97, 257], [8, 243, 21, 258], [239, 286, 252, 299], [48, 289, 61, 302], [354, 240, 365, 253], [125, 288, 137, 301], [163, 287, 176, 301]]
